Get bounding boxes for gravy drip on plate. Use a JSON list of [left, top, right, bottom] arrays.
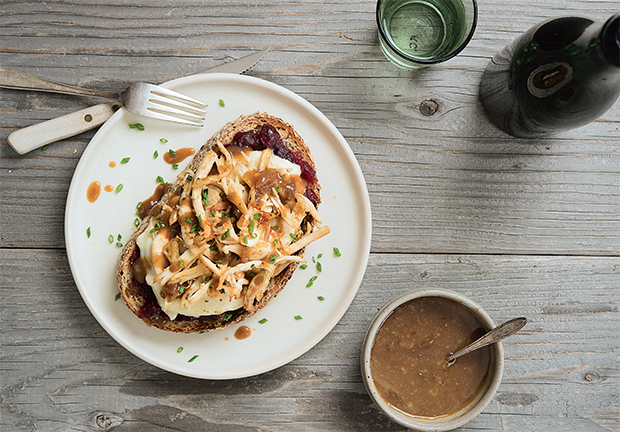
[[163, 147, 196, 165], [370, 296, 491, 419], [234, 325, 252, 340], [87, 181, 101, 203]]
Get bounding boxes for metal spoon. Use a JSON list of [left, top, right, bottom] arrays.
[[447, 317, 527, 364]]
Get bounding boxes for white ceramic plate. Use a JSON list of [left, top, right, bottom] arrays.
[[65, 73, 372, 379]]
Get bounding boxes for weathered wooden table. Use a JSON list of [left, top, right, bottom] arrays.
[[1, 1, 618, 431]]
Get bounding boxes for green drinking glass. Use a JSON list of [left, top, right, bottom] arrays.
[[377, 0, 478, 68]]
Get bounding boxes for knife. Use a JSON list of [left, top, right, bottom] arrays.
[[7, 49, 268, 155]]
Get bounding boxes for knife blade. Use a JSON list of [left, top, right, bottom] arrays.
[[7, 49, 268, 155]]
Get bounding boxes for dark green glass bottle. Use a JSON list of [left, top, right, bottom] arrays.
[[479, 13, 620, 138]]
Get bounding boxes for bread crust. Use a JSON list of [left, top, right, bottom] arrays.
[[116, 112, 321, 332]]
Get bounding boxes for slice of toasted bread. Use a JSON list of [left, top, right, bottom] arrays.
[[116, 112, 324, 333]]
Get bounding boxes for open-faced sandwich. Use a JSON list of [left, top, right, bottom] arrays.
[[116, 112, 330, 332]]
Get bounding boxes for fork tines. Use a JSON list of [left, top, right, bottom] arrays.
[[146, 85, 207, 127]]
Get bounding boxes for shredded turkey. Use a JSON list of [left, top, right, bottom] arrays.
[[146, 144, 330, 314]]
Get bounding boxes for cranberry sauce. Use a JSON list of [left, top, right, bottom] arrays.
[[228, 124, 319, 203]]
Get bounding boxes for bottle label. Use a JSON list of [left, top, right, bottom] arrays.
[[527, 62, 573, 98]]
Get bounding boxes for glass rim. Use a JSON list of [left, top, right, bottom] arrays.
[[376, 0, 479, 65]]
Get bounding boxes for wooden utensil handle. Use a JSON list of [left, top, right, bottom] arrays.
[[7, 103, 120, 154]]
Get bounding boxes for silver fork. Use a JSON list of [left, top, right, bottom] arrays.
[[0, 66, 206, 126]]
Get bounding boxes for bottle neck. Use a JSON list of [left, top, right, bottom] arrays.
[[601, 13, 620, 67]]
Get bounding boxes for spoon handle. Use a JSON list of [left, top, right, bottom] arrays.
[[447, 317, 527, 363]]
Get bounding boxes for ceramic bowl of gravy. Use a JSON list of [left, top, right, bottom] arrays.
[[361, 289, 503, 431]]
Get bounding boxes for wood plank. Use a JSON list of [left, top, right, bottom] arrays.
[[2, 74, 619, 254], [2, 249, 618, 431]]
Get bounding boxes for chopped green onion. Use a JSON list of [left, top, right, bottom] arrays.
[[116, 242, 123, 247], [224, 313, 233, 321], [290, 233, 298, 242], [316, 262, 322, 273], [177, 347, 183, 353], [294, 315, 303, 320], [153, 150, 159, 159], [317, 253, 323, 259], [184, 217, 192, 223], [222, 229, 230, 240], [306, 275, 318, 287], [299, 264, 308, 270], [129, 123, 144, 130], [188, 355, 199, 363], [221, 211, 231, 217], [258, 318, 268, 324], [42, 145, 49, 151], [317, 296, 325, 301], [134, 218, 140, 227], [160, 138, 168, 144], [243, 236, 248, 244], [86, 227, 91, 238], [269, 254, 278, 263], [210, 209, 216, 217], [172, 164, 179, 170], [120, 157, 130, 164], [115, 183, 123, 193], [333, 247, 341, 257], [202, 190, 209, 207], [179, 259, 184, 267], [219, 98, 225, 107], [117, 234, 122, 241], [275, 186, 281, 193], [115, 293, 121, 301], [249, 220, 255, 237], [168, 149, 176, 155], [253, 213, 262, 220], [108, 235, 114, 243], [156, 175, 164, 183], [136, 201, 143, 209]]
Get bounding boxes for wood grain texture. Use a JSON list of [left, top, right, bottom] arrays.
[[1, 0, 619, 431], [2, 250, 619, 432]]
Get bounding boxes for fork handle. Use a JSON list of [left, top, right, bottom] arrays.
[[0, 66, 118, 100], [8, 103, 119, 154]]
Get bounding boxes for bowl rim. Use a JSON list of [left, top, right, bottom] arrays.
[[360, 288, 504, 431]]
